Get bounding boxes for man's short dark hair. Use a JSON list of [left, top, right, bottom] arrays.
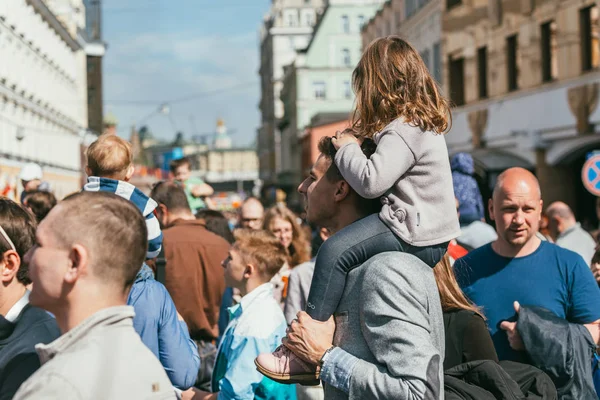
[[150, 181, 191, 213], [0, 199, 37, 285], [317, 136, 381, 215], [169, 157, 191, 174], [195, 209, 235, 244], [52, 192, 147, 291], [24, 190, 57, 223]]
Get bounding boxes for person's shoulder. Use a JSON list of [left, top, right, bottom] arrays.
[[456, 243, 494, 265], [289, 260, 315, 278], [16, 306, 60, 340], [236, 295, 287, 339], [540, 241, 585, 264], [130, 278, 169, 307], [445, 309, 484, 327], [362, 252, 434, 288]]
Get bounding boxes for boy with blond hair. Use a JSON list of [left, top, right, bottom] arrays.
[[184, 229, 296, 400], [84, 134, 162, 258], [83, 134, 200, 389]]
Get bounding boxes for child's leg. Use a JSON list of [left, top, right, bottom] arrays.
[[306, 214, 404, 321]]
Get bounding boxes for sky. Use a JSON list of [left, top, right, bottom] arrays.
[[102, 0, 271, 147]]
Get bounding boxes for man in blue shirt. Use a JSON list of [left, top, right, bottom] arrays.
[[455, 167, 600, 362]]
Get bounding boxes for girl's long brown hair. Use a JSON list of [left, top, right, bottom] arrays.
[[351, 36, 451, 137], [433, 253, 485, 319], [263, 204, 310, 268]]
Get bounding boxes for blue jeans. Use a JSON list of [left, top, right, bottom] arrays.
[[306, 214, 448, 321]]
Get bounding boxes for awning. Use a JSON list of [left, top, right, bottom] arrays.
[[468, 148, 533, 173]]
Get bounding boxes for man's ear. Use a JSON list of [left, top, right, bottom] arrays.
[[333, 180, 351, 203], [0, 251, 21, 283], [64, 244, 88, 285], [124, 165, 135, 181], [85, 166, 92, 177], [488, 198, 495, 221]]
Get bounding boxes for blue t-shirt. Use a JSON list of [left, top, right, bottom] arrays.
[[455, 241, 600, 361]]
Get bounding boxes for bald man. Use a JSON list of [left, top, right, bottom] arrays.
[[238, 197, 264, 230], [546, 201, 596, 265], [455, 168, 600, 363]]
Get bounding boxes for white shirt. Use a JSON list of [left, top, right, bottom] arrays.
[[4, 290, 30, 322]]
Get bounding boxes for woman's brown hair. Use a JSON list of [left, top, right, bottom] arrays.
[[433, 253, 485, 319], [263, 204, 310, 268], [351, 36, 451, 137]]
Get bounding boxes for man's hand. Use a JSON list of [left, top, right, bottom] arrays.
[[500, 301, 525, 351], [331, 129, 360, 150], [181, 388, 217, 400], [282, 311, 335, 365]]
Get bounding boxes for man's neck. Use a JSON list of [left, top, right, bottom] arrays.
[[168, 211, 196, 226], [492, 236, 542, 258], [54, 289, 127, 334], [328, 209, 369, 235], [0, 284, 26, 317]]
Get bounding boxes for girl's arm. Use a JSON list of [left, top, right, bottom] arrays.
[[334, 131, 415, 199]]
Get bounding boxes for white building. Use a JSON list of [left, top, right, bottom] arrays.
[[258, 0, 325, 186], [0, 0, 88, 199]]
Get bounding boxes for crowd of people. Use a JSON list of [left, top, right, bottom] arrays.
[[2, 35, 600, 400]]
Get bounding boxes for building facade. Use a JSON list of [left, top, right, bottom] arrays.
[[362, 0, 443, 83], [0, 0, 89, 199], [443, 0, 600, 221], [279, 0, 385, 195], [258, 0, 325, 186]]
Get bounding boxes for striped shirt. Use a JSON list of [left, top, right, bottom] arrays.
[[211, 283, 296, 400], [84, 177, 163, 259]]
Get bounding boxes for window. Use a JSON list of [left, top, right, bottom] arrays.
[[541, 21, 558, 82], [302, 10, 314, 26], [420, 49, 431, 72], [285, 9, 298, 27], [342, 48, 351, 66], [406, 0, 416, 17], [432, 42, 442, 84], [506, 35, 518, 91], [447, 0, 462, 10], [449, 56, 465, 106], [341, 15, 350, 33], [313, 81, 326, 99], [358, 15, 365, 29], [343, 81, 352, 99], [477, 47, 488, 98], [580, 5, 599, 72]]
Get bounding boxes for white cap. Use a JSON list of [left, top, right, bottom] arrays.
[[19, 163, 43, 181]]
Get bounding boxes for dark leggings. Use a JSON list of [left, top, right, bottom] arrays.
[[306, 214, 448, 321]]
